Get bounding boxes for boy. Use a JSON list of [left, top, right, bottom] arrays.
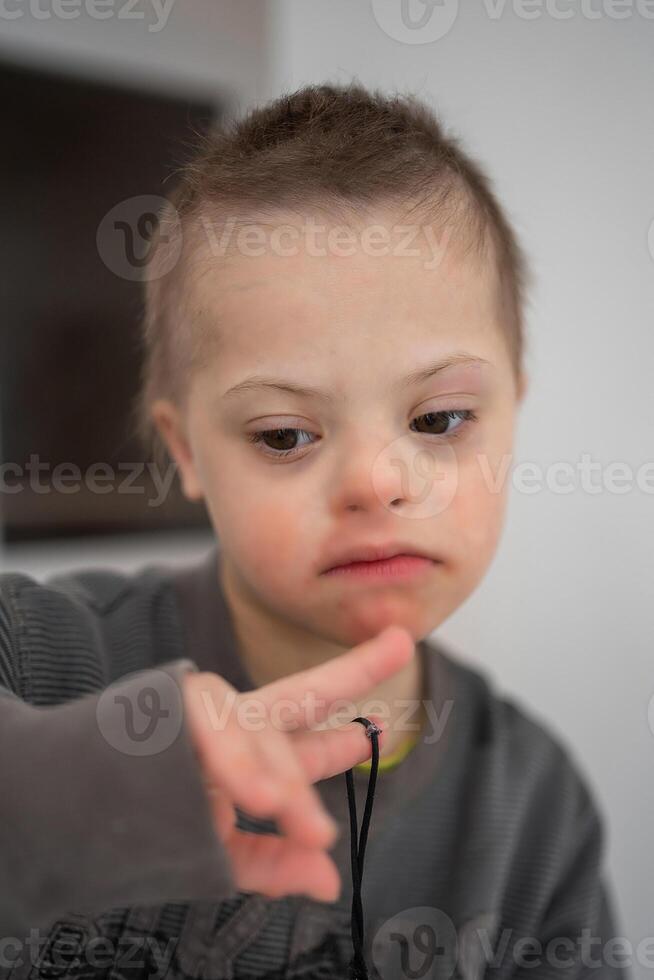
[[0, 81, 630, 979]]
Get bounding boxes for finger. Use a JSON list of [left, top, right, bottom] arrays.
[[197, 699, 338, 849], [248, 713, 386, 850], [197, 718, 289, 819], [203, 773, 341, 902], [288, 714, 386, 783], [255, 625, 414, 731], [243, 713, 344, 849], [185, 674, 293, 822], [224, 827, 341, 902], [204, 781, 237, 841], [204, 748, 339, 860]]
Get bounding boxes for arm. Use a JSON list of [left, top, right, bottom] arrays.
[[0, 589, 238, 937]]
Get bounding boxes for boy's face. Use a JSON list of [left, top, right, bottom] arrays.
[[153, 210, 527, 647]]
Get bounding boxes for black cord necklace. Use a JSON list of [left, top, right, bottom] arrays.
[[344, 716, 382, 980]]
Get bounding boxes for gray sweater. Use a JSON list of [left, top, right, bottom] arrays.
[[0, 544, 631, 980]]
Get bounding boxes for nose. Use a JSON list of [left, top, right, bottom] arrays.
[[326, 432, 410, 516]]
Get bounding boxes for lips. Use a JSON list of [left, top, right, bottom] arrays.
[[322, 542, 436, 573]]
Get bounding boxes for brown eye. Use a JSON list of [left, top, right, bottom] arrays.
[[246, 409, 479, 462], [247, 427, 315, 458], [410, 409, 477, 440], [413, 412, 451, 435], [259, 428, 299, 452]]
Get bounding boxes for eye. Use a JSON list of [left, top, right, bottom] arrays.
[[246, 409, 479, 461], [410, 408, 478, 440], [246, 427, 316, 459]]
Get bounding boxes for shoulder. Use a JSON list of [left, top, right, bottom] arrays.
[[428, 638, 605, 850], [425, 641, 624, 958], [0, 559, 183, 705], [1, 559, 169, 615]]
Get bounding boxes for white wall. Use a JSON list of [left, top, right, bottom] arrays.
[[1, 0, 652, 965]]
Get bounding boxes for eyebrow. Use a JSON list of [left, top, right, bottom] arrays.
[[220, 352, 490, 403]]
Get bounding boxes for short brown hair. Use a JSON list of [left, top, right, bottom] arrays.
[[132, 80, 532, 468]]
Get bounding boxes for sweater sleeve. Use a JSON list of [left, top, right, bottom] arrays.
[[0, 591, 239, 937]]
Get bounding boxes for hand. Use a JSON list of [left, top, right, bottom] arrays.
[[181, 624, 415, 903]]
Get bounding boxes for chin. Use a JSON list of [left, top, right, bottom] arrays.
[[321, 600, 429, 649]]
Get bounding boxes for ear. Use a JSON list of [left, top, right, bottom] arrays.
[[150, 399, 204, 501]]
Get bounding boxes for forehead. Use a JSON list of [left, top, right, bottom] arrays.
[[186, 210, 502, 368]]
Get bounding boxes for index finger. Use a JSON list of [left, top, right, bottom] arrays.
[[254, 625, 415, 732]]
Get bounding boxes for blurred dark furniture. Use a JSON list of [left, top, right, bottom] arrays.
[[0, 58, 217, 543]]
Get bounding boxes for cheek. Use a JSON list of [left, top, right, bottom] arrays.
[[197, 435, 318, 578], [446, 450, 511, 564], [219, 492, 311, 577]]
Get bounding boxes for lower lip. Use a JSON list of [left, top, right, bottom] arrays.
[[323, 555, 437, 581]]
